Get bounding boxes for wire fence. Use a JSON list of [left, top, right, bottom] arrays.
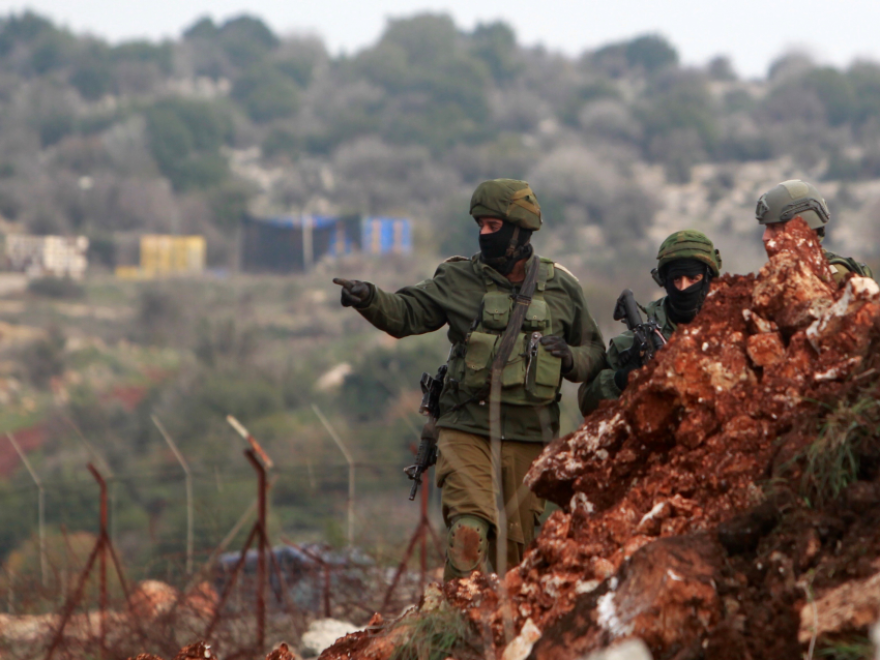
[[0, 441, 445, 659]]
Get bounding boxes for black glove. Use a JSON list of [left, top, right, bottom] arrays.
[[540, 335, 574, 374], [332, 278, 371, 308], [614, 362, 639, 390], [613, 351, 642, 391]]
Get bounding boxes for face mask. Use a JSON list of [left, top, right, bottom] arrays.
[[663, 260, 710, 323], [479, 222, 532, 275]]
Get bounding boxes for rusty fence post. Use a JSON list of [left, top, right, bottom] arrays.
[[246, 449, 267, 651], [45, 463, 135, 660], [93, 465, 108, 657], [205, 445, 285, 655]]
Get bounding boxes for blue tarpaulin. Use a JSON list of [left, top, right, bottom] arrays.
[[241, 214, 412, 273], [360, 217, 412, 255]]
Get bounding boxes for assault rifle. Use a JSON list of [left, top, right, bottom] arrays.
[[403, 364, 447, 500], [613, 289, 667, 367]]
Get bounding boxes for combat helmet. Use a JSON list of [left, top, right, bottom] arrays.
[[470, 179, 542, 231], [755, 180, 830, 235], [652, 230, 722, 286]]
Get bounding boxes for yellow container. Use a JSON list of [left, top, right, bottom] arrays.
[[139, 235, 206, 276]]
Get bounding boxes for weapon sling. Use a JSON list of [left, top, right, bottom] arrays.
[[488, 255, 540, 581]]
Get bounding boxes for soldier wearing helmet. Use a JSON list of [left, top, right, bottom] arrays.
[[756, 179, 874, 282], [578, 230, 722, 416], [334, 179, 605, 580]]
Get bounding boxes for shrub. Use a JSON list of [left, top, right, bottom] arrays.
[[390, 604, 481, 660], [27, 276, 84, 299], [231, 64, 299, 122], [144, 99, 233, 191], [801, 397, 880, 507], [21, 325, 65, 387]]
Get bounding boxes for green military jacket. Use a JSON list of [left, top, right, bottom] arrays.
[[356, 254, 605, 443], [578, 296, 676, 417]]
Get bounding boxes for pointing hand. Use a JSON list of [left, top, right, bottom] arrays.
[[332, 278, 371, 308]]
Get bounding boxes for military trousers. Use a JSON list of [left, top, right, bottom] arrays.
[[435, 428, 545, 574]]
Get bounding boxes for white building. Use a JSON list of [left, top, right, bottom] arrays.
[[5, 235, 89, 280]]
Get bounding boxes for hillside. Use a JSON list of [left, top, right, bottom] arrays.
[[0, 11, 875, 279]]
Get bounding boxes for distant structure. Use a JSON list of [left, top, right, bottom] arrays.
[[5, 235, 89, 280], [116, 235, 206, 279], [241, 214, 412, 274]]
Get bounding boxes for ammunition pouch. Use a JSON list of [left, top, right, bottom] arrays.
[[459, 284, 562, 406]]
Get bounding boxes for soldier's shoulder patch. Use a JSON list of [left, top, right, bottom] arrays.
[[443, 255, 469, 263], [554, 262, 579, 282]]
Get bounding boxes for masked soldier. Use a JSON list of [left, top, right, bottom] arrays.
[[578, 230, 722, 416], [756, 179, 874, 282], [334, 179, 605, 580]]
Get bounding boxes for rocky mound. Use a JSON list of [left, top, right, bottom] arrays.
[[504, 218, 880, 658]]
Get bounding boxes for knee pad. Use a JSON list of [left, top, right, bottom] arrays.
[[445, 515, 490, 579]]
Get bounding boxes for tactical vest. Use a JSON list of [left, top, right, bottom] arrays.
[[448, 258, 563, 406], [824, 250, 875, 280]]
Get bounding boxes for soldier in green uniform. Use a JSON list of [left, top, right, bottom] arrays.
[[333, 179, 605, 579], [578, 230, 722, 416], [756, 179, 874, 282]]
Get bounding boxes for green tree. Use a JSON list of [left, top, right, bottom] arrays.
[[183, 16, 216, 40], [382, 13, 457, 69], [802, 67, 857, 126], [262, 128, 300, 160], [144, 98, 233, 191], [559, 79, 620, 126], [29, 27, 75, 74], [112, 39, 173, 74], [848, 62, 880, 125], [231, 64, 299, 122], [625, 35, 678, 73], [70, 42, 115, 100], [470, 21, 520, 83], [638, 71, 718, 153], [207, 179, 257, 230], [217, 15, 278, 67], [0, 11, 55, 51], [593, 34, 678, 77], [355, 15, 493, 150]]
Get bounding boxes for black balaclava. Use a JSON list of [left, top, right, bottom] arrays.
[[663, 258, 711, 324], [479, 221, 533, 275]]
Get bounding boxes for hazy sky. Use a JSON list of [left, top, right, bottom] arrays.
[[1, 0, 879, 78]]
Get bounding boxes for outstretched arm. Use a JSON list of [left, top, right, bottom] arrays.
[[333, 267, 452, 338]]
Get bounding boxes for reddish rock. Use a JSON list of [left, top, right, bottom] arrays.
[[130, 580, 178, 619], [266, 642, 299, 660], [798, 569, 880, 644], [181, 581, 219, 620], [752, 217, 836, 332], [746, 332, 785, 367], [528, 536, 721, 660], [173, 642, 216, 660]]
